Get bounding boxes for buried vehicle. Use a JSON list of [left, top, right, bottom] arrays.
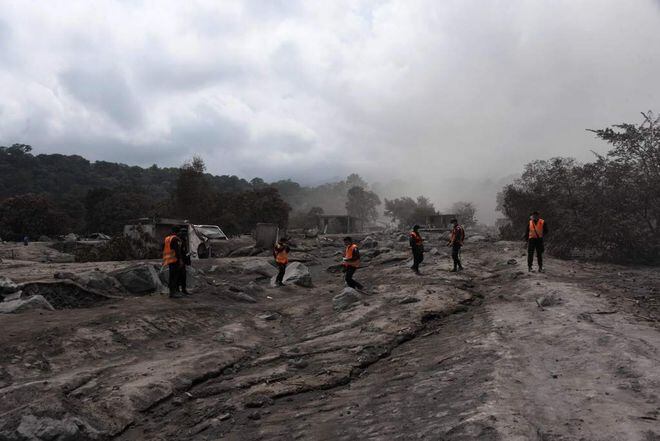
[[123, 218, 228, 260]]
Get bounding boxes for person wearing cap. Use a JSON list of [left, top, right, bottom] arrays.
[[447, 218, 465, 272], [273, 237, 290, 286], [525, 211, 548, 272], [163, 226, 185, 298], [342, 236, 363, 290], [409, 225, 424, 274]]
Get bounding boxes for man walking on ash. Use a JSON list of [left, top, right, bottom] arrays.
[[447, 218, 465, 272], [409, 225, 424, 274], [273, 237, 290, 286], [342, 237, 363, 290]]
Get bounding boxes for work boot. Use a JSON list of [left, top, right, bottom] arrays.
[[450, 267, 458, 273], [538, 267, 544, 273], [528, 267, 533, 272], [182, 290, 192, 296], [169, 292, 184, 299]]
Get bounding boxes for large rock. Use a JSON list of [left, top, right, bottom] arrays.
[[333, 288, 361, 311], [112, 264, 166, 295], [280, 262, 312, 287], [229, 246, 258, 257], [360, 236, 378, 249], [0, 295, 55, 314], [0, 276, 19, 295], [16, 414, 99, 440], [241, 259, 277, 278]]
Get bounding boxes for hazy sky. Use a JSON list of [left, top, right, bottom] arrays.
[[1, 1, 659, 221]]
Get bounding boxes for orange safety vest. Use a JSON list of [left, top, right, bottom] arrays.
[[343, 243, 360, 268], [274, 243, 289, 264], [410, 231, 423, 246], [162, 234, 179, 265], [450, 225, 465, 246], [529, 219, 544, 239]]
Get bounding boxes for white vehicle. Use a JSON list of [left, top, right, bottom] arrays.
[[191, 225, 229, 258]]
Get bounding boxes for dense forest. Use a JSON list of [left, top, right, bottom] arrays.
[[0, 145, 385, 239]]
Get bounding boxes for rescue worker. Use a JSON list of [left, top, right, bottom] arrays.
[[178, 228, 191, 295], [525, 211, 548, 272], [447, 218, 465, 272], [273, 237, 290, 286], [342, 236, 363, 290], [163, 226, 184, 298], [409, 225, 424, 274]]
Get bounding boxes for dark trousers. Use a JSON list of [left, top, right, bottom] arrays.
[[412, 249, 424, 271], [344, 266, 363, 290], [276, 263, 287, 285], [452, 244, 463, 269], [178, 265, 187, 292], [168, 263, 181, 293], [528, 239, 544, 269]]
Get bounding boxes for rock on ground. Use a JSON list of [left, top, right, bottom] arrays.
[[112, 264, 166, 295], [241, 259, 277, 278], [0, 276, 19, 297], [0, 295, 54, 313], [15, 414, 99, 440], [333, 287, 361, 311], [279, 262, 312, 287]]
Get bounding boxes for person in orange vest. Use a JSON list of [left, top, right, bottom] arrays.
[[409, 225, 424, 274], [342, 236, 363, 290], [525, 211, 548, 272], [447, 218, 465, 272], [163, 226, 185, 298], [273, 237, 290, 286]]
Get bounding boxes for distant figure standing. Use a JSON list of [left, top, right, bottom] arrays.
[[526, 211, 548, 272], [409, 225, 424, 274], [163, 226, 184, 299], [342, 237, 363, 290], [178, 228, 191, 295], [447, 218, 465, 272], [273, 237, 290, 286], [23, 235, 29, 246]]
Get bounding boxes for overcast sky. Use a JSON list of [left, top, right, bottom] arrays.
[[1, 0, 659, 221]]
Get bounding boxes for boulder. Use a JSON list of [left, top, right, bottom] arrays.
[[0, 276, 19, 295], [38, 235, 53, 242], [241, 259, 277, 278], [64, 233, 79, 242], [112, 264, 166, 295], [16, 414, 99, 441], [279, 262, 312, 287], [333, 288, 361, 311], [360, 236, 378, 249], [0, 295, 55, 314]]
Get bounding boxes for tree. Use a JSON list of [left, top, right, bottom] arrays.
[[0, 194, 70, 240], [85, 189, 154, 234], [384, 196, 437, 227], [171, 156, 212, 222], [208, 187, 291, 235], [346, 186, 381, 221], [451, 201, 477, 227], [497, 111, 660, 263]]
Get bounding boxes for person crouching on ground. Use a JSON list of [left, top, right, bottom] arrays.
[[273, 237, 290, 286], [409, 224, 424, 274], [447, 218, 465, 272], [342, 236, 363, 290]]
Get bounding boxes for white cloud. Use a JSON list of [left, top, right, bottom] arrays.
[[0, 0, 659, 222]]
